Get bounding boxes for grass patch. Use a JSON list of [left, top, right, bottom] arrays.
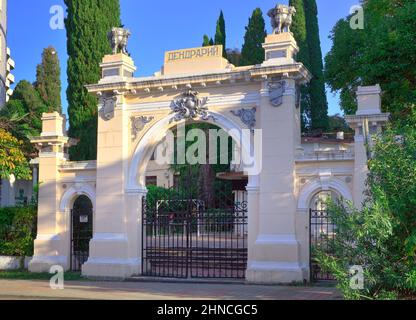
[[0, 270, 85, 281]]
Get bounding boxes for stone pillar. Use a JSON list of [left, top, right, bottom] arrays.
[[346, 85, 390, 209], [29, 112, 71, 272], [245, 30, 306, 283], [246, 74, 304, 283], [82, 53, 139, 279], [125, 190, 147, 274]]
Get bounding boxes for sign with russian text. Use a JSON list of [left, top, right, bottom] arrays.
[[165, 45, 222, 63]]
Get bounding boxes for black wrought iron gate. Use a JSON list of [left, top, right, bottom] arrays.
[[310, 209, 336, 281], [142, 171, 248, 279], [71, 195, 93, 272]]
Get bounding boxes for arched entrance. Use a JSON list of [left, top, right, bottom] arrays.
[[71, 195, 93, 271], [139, 121, 249, 279], [309, 191, 339, 282]]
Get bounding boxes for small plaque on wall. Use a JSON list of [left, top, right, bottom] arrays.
[[80, 216, 89, 223], [267, 50, 287, 60]]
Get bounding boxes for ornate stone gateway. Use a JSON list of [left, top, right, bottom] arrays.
[[142, 166, 248, 279], [29, 3, 389, 284]]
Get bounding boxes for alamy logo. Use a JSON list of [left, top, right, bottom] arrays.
[[349, 265, 364, 290], [50, 5, 64, 30], [153, 124, 262, 176], [49, 265, 64, 290], [350, 5, 364, 30]]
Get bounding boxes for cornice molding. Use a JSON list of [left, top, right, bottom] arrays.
[[86, 63, 311, 95]]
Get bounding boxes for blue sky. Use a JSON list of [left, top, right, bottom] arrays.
[[8, 0, 358, 116]]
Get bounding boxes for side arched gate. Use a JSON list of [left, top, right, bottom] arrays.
[[309, 191, 337, 281], [71, 195, 93, 271]]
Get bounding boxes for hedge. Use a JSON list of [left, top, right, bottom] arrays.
[[0, 206, 37, 257]]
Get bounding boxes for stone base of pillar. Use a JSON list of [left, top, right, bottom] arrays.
[[82, 258, 140, 279], [28, 256, 67, 273], [81, 233, 140, 279], [246, 261, 306, 284]]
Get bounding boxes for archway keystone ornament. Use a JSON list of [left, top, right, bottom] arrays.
[[170, 90, 214, 123]]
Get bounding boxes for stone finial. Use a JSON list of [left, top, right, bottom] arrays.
[[268, 4, 297, 34], [108, 27, 131, 55]]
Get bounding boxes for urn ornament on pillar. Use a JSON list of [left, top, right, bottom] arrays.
[[108, 27, 131, 55], [268, 4, 297, 34]]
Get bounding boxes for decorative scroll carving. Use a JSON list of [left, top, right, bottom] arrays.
[[131, 116, 154, 140], [170, 90, 214, 123], [268, 5, 296, 34], [231, 107, 257, 131], [268, 80, 286, 107]]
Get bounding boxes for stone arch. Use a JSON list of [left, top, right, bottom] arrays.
[[60, 183, 96, 212], [126, 111, 255, 192], [297, 177, 353, 210]]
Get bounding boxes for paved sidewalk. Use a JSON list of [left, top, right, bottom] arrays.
[[0, 279, 341, 300]]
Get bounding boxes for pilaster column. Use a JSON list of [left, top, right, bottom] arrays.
[[82, 53, 139, 279], [246, 78, 305, 283], [82, 98, 139, 278], [125, 189, 147, 274], [346, 85, 390, 209], [29, 112, 71, 272]]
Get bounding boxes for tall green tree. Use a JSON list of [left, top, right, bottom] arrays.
[[202, 35, 211, 47], [304, 0, 328, 130], [289, 0, 311, 129], [214, 11, 227, 58], [35, 46, 62, 113], [325, 0, 416, 118], [290, 0, 328, 130], [240, 8, 267, 66], [7, 81, 48, 135], [64, 0, 121, 160], [0, 80, 48, 157]]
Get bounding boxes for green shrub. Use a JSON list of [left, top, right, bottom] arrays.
[[315, 109, 416, 300], [0, 206, 37, 257], [145, 185, 180, 212]]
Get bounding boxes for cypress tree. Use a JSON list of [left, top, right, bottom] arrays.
[[202, 35, 211, 47], [8, 80, 48, 135], [35, 46, 62, 113], [240, 8, 267, 66], [289, 0, 311, 130], [304, 0, 328, 130], [64, 0, 121, 161], [214, 11, 227, 58]]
